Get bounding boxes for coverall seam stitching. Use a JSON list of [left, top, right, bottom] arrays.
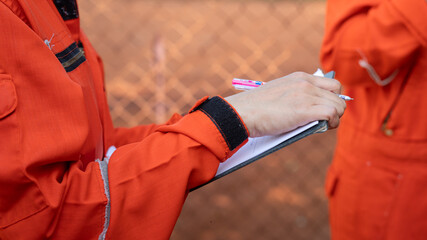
[[56, 45, 78, 59]]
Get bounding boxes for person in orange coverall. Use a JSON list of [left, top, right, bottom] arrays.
[[0, 0, 346, 239], [320, 0, 427, 239]]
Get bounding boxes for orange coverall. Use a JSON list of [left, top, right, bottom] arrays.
[[0, 0, 248, 239], [320, 0, 427, 239]]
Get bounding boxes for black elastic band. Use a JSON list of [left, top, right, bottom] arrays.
[[193, 96, 248, 151], [55, 42, 86, 72]]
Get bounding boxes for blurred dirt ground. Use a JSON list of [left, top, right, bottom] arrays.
[[79, 1, 334, 239]]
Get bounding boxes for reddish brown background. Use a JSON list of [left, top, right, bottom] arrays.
[[79, 1, 335, 239]]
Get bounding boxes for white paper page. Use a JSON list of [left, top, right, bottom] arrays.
[[215, 121, 319, 176]]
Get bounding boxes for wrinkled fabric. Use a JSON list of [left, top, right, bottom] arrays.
[[320, 0, 427, 239], [0, 0, 247, 239]]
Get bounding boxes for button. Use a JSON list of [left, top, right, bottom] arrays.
[[383, 127, 393, 136]]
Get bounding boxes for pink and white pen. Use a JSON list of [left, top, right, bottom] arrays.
[[232, 78, 265, 91], [232, 78, 354, 101]]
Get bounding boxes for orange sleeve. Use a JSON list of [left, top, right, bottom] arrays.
[[107, 109, 241, 238], [112, 113, 183, 147], [320, 0, 427, 87], [0, 3, 249, 239], [102, 96, 250, 239]]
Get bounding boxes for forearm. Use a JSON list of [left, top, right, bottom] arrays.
[[107, 97, 248, 238], [107, 128, 222, 239], [113, 113, 182, 147]]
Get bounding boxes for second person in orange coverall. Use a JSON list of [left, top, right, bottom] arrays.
[[321, 0, 427, 239]]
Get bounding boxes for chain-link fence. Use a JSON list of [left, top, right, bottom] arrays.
[[79, 1, 335, 239]]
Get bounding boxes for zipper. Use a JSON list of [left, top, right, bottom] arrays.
[[381, 112, 393, 137], [380, 54, 418, 137]]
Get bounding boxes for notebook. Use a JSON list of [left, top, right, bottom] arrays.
[[191, 120, 328, 191]]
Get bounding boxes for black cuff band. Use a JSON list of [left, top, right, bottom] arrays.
[[193, 96, 248, 151]]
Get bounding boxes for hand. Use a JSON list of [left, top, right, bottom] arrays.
[[225, 72, 346, 137]]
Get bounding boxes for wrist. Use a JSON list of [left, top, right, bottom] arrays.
[[190, 96, 249, 151]]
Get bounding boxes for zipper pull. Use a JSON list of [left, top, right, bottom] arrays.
[[381, 112, 394, 137]]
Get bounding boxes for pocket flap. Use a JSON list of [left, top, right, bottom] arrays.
[[0, 74, 17, 119]]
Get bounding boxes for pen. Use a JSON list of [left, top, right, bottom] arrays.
[[337, 94, 354, 101], [232, 78, 265, 90], [232, 78, 354, 101]]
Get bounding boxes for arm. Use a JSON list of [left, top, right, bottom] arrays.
[[113, 113, 182, 147], [320, 0, 427, 87], [107, 73, 346, 238], [107, 97, 249, 238]]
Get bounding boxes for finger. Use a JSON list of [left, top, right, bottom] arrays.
[[313, 88, 347, 116], [314, 98, 346, 119], [309, 105, 341, 129], [303, 73, 342, 94], [328, 113, 340, 129]]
